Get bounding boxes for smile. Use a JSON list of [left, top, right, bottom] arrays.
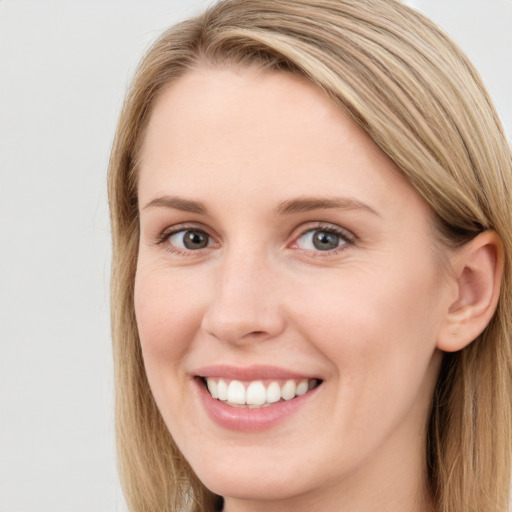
[[203, 377, 320, 408]]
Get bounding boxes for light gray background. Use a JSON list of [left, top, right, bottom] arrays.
[[0, 1, 510, 511]]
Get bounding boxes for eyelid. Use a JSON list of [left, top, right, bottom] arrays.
[[155, 223, 217, 252], [153, 221, 355, 256], [289, 222, 356, 253]]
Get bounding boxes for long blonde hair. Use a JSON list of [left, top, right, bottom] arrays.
[[108, 1, 512, 510]]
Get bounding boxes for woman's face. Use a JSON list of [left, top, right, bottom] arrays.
[[135, 67, 450, 509]]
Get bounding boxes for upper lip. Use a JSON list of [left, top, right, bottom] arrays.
[[194, 364, 320, 381]]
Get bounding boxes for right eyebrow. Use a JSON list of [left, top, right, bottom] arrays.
[[142, 196, 208, 215]]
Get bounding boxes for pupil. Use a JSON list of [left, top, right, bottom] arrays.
[[313, 231, 339, 250], [184, 231, 208, 249]]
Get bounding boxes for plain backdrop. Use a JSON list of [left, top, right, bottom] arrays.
[[0, 1, 510, 511]]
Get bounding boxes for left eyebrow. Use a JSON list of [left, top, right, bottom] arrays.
[[275, 197, 380, 217]]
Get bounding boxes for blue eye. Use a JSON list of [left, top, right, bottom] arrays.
[[168, 229, 211, 250], [295, 228, 348, 252]]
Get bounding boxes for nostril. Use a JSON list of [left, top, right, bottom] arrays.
[[200, 300, 287, 345]]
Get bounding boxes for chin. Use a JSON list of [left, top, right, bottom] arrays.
[[179, 444, 310, 502], [198, 468, 308, 503]]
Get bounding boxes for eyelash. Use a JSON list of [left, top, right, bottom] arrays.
[[155, 223, 213, 256], [155, 222, 356, 257], [293, 223, 355, 256]]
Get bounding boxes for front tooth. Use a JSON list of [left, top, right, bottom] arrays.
[[266, 381, 281, 403], [281, 380, 296, 400], [227, 380, 246, 404], [217, 379, 228, 401], [296, 380, 309, 396], [206, 378, 218, 398], [246, 381, 266, 405]]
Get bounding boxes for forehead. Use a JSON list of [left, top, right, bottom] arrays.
[[137, 66, 418, 216], [139, 66, 352, 166]]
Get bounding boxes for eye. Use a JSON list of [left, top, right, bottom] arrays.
[[167, 229, 211, 251], [294, 227, 350, 252]]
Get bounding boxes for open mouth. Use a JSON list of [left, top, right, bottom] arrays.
[[200, 377, 322, 408]]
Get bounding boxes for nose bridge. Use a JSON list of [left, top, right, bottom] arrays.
[[201, 245, 285, 344]]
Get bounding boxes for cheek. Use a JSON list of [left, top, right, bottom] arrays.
[[295, 267, 439, 341], [290, 264, 443, 404], [133, 264, 212, 437], [134, 264, 205, 369]]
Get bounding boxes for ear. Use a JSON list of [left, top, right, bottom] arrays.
[[437, 230, 504, 352]]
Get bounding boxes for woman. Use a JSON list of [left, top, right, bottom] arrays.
[[108, 1, 512, 511]]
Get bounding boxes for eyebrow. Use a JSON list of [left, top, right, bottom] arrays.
[[142, 195, 379, 217], [275, 197, 379, 216], [142, 196, 208, 214]]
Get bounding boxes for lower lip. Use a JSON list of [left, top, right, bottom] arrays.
[[195, 378, 320, 432]]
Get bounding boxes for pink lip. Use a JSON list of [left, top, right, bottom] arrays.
[[192, 365, 322, 432], [195, 364, 316, 381]]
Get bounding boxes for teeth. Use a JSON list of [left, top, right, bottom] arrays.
[[281, 380, 296, 400], [204, 377, 317, 407], [227, 380, 246, 405], [206, 379, 218, 399], [246, 381, 266, 405], [266, 381, 281, 403], [217, 379, 228, 401], [296, 380, 309, 396]]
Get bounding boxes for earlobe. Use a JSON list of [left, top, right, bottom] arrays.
[[437, 230, 503, 353]]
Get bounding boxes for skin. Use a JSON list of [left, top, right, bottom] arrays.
[[134, 66, 458, 512]]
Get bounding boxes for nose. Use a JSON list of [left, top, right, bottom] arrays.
[[200, 250, 286, 345]]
